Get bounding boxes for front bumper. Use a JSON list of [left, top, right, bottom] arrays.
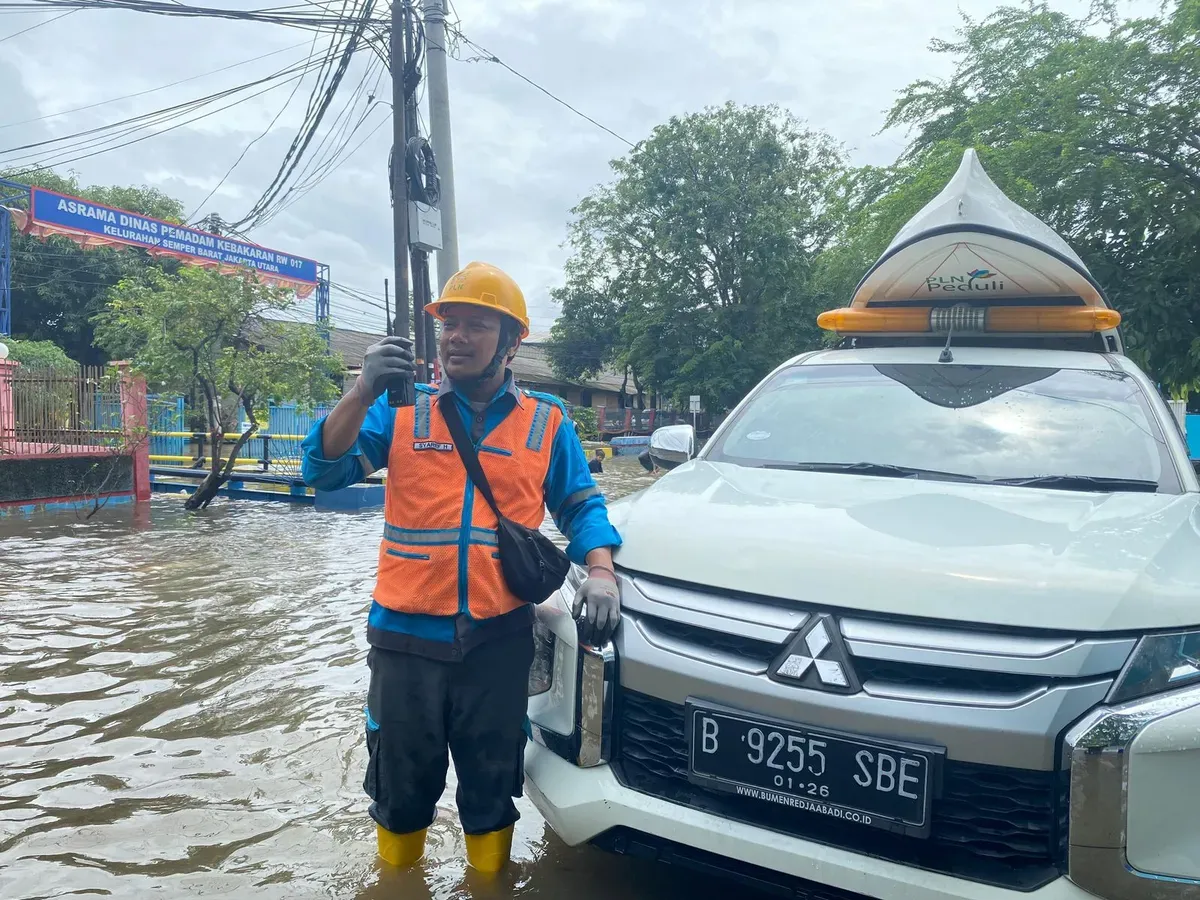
[[526, 579, 1200, 899], [524, 741, 1095, 900]]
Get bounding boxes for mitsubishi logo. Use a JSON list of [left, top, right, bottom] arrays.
[[768, 614, 861, 694]]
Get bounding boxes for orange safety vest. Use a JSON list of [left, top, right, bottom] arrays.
[[374, 385, 564, 620]]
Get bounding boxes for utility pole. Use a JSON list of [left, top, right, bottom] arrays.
[[387, 0, 413, 407], [402, 2, 430, 383], [422, 0, 459, 291]]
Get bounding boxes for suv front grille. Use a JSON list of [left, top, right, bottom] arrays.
[[852, 658, 1046, 695], [639, 616, 779, 664], [614, 691, 1068, 892]]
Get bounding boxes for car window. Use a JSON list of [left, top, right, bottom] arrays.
[[705, 363, 1175, 489]]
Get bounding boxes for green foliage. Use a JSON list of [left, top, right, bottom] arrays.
[[4, 338, 78, 371], [4, 338, 85, 427], [547, 103, 847, 413], [4, 169, 184, 364], [94, 267, 343, 508], [825, 0, 1200, 392], [96, 267, 342, 426], [571, 406, 599, 441]]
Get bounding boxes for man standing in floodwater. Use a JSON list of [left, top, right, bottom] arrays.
[[300, 261, 622, 875]]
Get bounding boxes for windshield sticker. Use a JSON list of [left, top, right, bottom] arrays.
[[746, 430, 771, 441]]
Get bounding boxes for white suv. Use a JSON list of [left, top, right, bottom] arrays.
[[523, 150, 1200, 900]]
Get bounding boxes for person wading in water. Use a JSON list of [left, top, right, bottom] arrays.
[[301, 261, 622, 874]]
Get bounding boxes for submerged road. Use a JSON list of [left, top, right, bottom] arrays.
[[0, 457, 774, 899]]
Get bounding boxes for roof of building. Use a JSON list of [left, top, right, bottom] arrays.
[[325, 325, 632, 394], [510, 342, 631, 393], [328, 327, 378, 370]]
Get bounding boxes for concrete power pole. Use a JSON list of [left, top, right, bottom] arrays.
[[387, 0, 413, 407], [422, 0, 460, 291]]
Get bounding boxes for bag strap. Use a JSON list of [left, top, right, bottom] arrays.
[[437, 393, 503, 520]]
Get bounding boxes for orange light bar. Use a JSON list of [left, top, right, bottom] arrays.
[[816, 308, 931, 334], [986, 306, 1121, 332], [817, 306, 1121, 335]]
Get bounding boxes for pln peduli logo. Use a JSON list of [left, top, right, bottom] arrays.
[[926, 268, 1005, 293]]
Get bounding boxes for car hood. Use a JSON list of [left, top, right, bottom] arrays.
[[608, 461, 1200, 633]]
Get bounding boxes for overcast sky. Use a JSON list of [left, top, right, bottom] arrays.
[[0, 0, 1156, 338]]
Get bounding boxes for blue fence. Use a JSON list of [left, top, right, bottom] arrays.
[[237, 402, 332, 471], [94, 395, 123, 435], [148, 395, 187, 457]]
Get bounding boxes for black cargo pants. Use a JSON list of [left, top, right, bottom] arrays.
[[363, 628, 535, 836]]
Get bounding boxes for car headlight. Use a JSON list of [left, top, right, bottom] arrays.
[[527, 565, 586, 698], [525, 565, 616, 768], [1064, 630, 1200, 899], [529, 618, 556, 696], [1108, 630, 1200, 704]]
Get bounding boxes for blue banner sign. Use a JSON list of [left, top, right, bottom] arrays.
[[29, 187, 318, 287]]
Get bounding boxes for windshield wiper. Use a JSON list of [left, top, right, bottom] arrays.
[[989, 474, 1160, 493], [759, 461, 980, 482]]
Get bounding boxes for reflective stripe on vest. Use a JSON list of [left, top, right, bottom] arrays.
[[374, 392, 561, 620]]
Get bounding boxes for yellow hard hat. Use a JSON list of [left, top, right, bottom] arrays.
[[426, 261, 530, 339]]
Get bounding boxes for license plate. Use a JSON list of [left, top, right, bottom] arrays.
[[686, 702, 942, 838]]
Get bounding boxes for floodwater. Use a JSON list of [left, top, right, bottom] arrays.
[[0, 455, 760, 900]]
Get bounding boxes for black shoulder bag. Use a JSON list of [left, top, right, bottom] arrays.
[[438, 394, 572, 605]]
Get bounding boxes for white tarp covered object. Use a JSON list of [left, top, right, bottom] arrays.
[[851, 149, 1108, 310]]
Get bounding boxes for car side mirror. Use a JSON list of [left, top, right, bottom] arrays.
[[1191, 459, 1200, 478], [648, 424, 696, 471]]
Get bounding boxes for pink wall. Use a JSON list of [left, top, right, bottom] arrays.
[[115, 362, 151, 502], [0, 359, 16, 455], [0, 359, 151, 505]]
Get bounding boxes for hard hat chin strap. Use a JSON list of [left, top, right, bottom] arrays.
[[476, 346, 509, 382]]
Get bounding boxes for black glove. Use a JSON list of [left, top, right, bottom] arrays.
[[356, 336, 415, 405], [572, 570, 621, 647]]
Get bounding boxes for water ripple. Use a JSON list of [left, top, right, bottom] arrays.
[[0, 460, 748, 899]]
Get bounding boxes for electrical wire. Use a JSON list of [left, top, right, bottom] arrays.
[[257, 107, 387, 223], [449, 26, 634, 148], [0, 51, 326, 163], [0, 0, 388, 34], [0, 6, 76, 42], [231, 0, 376, 230], [331, 281, 389, 313], [241, 0, 372, 218], [3, 67, 323, 176], [331, 279, 387, 304], [185, 31, 326, 222], [0, 41, 311, 133], [261, 53, 383, 213]]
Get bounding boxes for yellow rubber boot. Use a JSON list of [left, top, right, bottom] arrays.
[[463, 825, 513, 874], [376, 824, 426, 867]]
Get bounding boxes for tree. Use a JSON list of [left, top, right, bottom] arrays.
[[4, 338, 78, 371], [547, 103, 846, 413], [570, 406, 599, 441], [4, 169, 184, 364], [827, 1, 1200, 392], [95, 267, 343, 510]]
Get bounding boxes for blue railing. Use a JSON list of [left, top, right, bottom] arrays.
[[237, 402, 332, 469], [148, 395, 187, 457]]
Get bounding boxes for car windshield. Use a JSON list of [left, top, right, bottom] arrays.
[[705, 363, 1175, 491]]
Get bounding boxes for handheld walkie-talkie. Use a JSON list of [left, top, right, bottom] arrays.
[[387, 336, 415, 408], [387, 376, 414, 408]]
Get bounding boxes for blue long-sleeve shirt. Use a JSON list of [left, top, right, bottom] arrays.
[[301, 374, 622, 656]]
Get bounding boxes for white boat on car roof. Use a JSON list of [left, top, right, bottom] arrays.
[[851, 148, 1110, 311]]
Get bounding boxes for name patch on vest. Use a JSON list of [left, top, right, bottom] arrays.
[[413, 440, 454, 452]]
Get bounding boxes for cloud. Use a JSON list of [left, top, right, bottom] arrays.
[[0, 0, 1162, 337]]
